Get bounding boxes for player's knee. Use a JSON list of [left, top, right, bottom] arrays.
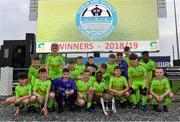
[[169, 92, 174, 99], [30, 95, 36, 102], [148, 95, 153, 100], [88, 87, 94, 94], [23, 99, 30, 105], [76, 99, 85, 107], [125, 92, 130, 98], [49, 92, 55, 99]]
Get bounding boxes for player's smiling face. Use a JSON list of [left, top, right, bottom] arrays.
[[100, 67, 106, 73], [33, 60, 40, 68], [96, 72, 102, 83], [63, 72, 70, 80], [51, 46, 59, 55], [155, 69, 164, 80], [19, 78, 27, 86], [77, 58, 83, 65], [39, 72, 47, 81], [116, 55, 122, 61], [114, 69, 121, 77], [131, 59, 138, 67]]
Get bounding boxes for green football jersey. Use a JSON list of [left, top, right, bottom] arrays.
[[106, 62, 118, 75], [70, 69, 81, 80], [128, 65, 147, 83], [125, 56, 131, 66], [45, 54, 65, 79], [109, 76, 128, 91], [93, 80, 107, 94], [76, 79, 93, 98], [28, 64, 44, 82], [139, 59, 156, 80], [15, 84, 32, 98], [75, 64, 86, 74], [33, 79, 51, 99], [150, 77, 171, 95]]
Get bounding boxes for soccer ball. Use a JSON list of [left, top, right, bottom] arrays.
[[82, 4, 111, 17]]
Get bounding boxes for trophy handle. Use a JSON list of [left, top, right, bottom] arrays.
[[100, 97, 109, 116], [112, 97, 116, 113]]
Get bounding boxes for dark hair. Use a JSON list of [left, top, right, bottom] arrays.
[[96, 71, 102, 76], [101, 63, 107, 69], [51, 43, 59, 48], [142, 51, 149, 55], [68, 60, 76, 64], [124, 46, 130, 51], [129, 53, 138, 60], [114, 66, 121, 71], [38, 68, 47, 74], [18, 72, 27, 79], [116, 52, 123, 57], [84, 70, 90, 73], [77, 56, 83, 59], [63, 68, 70, 73], [109, 54, 115, 58], [88, 56, 94, 59], [32, 56, 40, 61]]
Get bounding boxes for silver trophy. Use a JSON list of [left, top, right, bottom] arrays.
[[100, 93, 116, 116]]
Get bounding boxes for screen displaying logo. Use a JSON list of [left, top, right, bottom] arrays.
[[76, 0, 117, 40]]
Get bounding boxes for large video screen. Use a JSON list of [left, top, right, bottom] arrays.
[[36, 0, 159, 53]]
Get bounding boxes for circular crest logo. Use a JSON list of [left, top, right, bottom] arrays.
[[76, 0, 117, 40]]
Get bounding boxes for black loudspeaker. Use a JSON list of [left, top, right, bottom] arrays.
[[173, 59, 180, 66], [94, 52, 100, 57], [26, 33, 36, 54]]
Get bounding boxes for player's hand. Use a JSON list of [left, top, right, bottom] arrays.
[[78, 93, 83, 98], [69, 90, 74, 95], [117, 91, 124, 97], [159, 96, 164, 102], [41, 107, 48, 117]]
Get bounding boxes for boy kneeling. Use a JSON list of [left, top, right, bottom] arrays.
[[30, 68, 54, 117], [52, 68, 77, 113], [149, 67, 174, 112], [5, 73, 31, 116]]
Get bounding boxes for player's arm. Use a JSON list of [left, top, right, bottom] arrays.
[[150, 90, 158, 99]]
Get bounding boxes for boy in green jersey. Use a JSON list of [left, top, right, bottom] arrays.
[[75, 56, 86, 74], [128, 53, 150, 111], [45, 43, 65, 79], [106, 54, 118, 75], [5, 73, 31, 116], [98, 63, 111, 87], [92, 71, 107, 101], [108, 66, 129, 108], [124, 46, 131, 66], [30, 68, 54, 117], [75, 70, 94, 112], [86, 65, 96, 82], [67, 60, 81, 81], [139, 51, 157, 81], [28, 56, 44, 84], [149, 67, 174, 112]]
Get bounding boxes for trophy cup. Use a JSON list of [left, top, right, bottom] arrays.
[[100, 93, 116, 116]]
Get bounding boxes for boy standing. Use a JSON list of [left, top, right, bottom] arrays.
[[128, 53, 150, 111], [106, 54, 118, 75], [75, 56, 86, 74], [45, 43, 65, 79]]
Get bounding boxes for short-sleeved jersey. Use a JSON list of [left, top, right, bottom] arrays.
[[125, 56, 131, 66], [139, 59, 156, 80], [150, 77, 171, 95], [45, 54, 65, 70], [33, 79, 51, 97], [70, 69, 81, 80], [109, 76, 128, 91], [45, 54, 65, 79], [28, 64, 44, 82], [76, 79, 93, 97], [93, 80, 107, 94], [75, 64, 86, 74], [106, 62, 118, 75], [15, 84, 32, 98], [128, 65, 147, 83]]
